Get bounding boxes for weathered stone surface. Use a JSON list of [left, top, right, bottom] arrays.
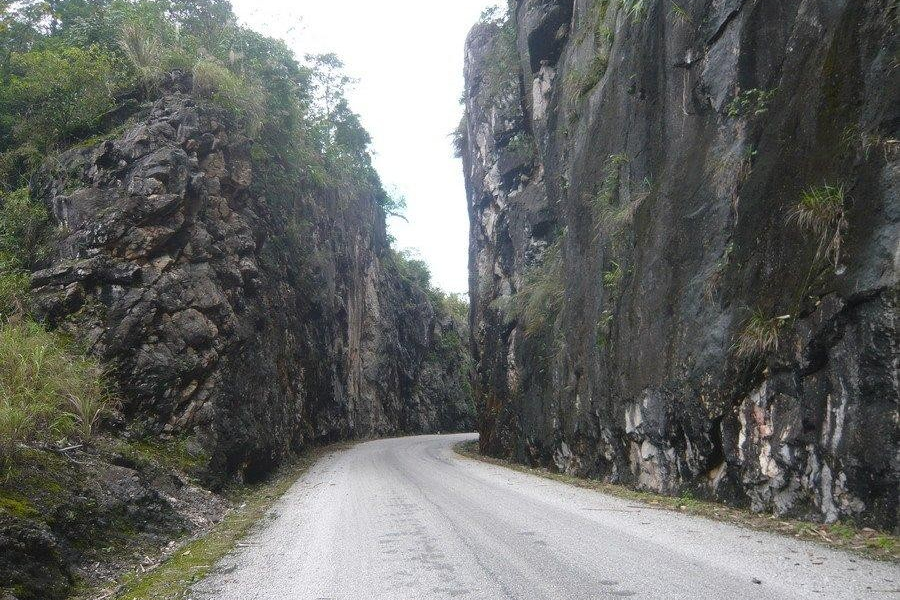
[[0, 516, 71, 600], [462, 0, 898, 529], [30, 82, 473, 486]]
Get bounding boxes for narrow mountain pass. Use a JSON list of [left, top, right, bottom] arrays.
[[191, 434, 896, 600]]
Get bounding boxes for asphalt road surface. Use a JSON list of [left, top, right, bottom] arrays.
[[193, 433, 898, 600]]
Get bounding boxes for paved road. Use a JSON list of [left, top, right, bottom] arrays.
[[193, 434, 898, 600]]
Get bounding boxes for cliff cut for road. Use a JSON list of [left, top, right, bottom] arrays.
[[31, 76, 473, 482], [460, 0, 898, 529]]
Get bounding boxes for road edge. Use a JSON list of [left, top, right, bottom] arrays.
[[95, 442, 351, 600], [452, 441, 898, 563]]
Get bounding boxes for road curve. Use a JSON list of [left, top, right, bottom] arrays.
[[193, 434, 897, 600]]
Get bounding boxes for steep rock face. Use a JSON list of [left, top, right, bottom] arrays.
[[462, 0, 898, 528], [30, 80, 473, 484]]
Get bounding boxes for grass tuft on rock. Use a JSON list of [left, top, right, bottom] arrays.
[[734, 310, 787, 360], [511, 237, 566, 338], [789, 183, 847, 267]]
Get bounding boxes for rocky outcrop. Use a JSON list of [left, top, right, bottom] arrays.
[[29, 76, 473, 485], [462, 1, 898, 529]]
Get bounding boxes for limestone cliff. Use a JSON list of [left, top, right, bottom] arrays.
[[461, 0, 898, 528], [30, 75, 474, 484]]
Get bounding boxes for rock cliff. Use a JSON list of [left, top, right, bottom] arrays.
[[461, 0, 897, 528], [30, 75, 474, 485]]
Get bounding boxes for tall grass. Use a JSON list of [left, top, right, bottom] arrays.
[[0, 268, 29, 319], [0, 322, 110, 458], [591, 154, 637, 240], [192, 58, 266, 135], [789, 184, 847, 267], [512, 238, 566, 337], [119, 23, 165, 87]]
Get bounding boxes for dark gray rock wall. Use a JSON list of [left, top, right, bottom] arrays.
[[30, 84, 473, 484], [462, 0, 898, 528]]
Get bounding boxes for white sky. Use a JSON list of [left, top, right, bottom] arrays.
[[231, 0, 502, 294]]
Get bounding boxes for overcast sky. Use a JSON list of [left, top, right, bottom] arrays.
[[230, 0, 502, 294]]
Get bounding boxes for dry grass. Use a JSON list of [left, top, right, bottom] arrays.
[[734, 310, 788, 360]]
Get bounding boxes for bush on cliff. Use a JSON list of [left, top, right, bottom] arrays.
[[0, 0, 386, 211]]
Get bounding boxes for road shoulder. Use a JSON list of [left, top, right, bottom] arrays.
[[453, 440, 898, 563], [98, 443, 351, 600]]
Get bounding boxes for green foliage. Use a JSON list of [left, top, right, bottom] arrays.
[[0, 494, 39, 518], [841, 124, 900, 161], [192, 58, 266, 133], [591, 153, 633, 238], [0, 266, 29, 320], [623, 0, 648, 23], [789, 184, 848, 267], [596, 310, 613, 350], [113, 436, 209, 474], [117, 21, 169, 87], [0, 321, 111, 458], [0, 44, 132, 152], [390, 249, 432, 290], [0, 145, 42, 192], [480, 4, 519, 99], [670, 2, 692, 25], [506, 132, 535, 158], [726, 88, 776, 119], [452, 117, 468, 158], [0, 187, 50, 269], [512, 237, 566, 337], [436, 292, 469, 323], [1, 1, 386, 205], [603, 261, 624, 294], [734, 310, 789, 360], [566, 54, 608, 103]]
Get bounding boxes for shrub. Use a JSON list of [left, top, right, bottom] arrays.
[[437, 293, 469, 323], [0, 45, 132, 151], [0, 145, 42, 192], [0, 322, 110, 457], [118, 22, 165, 86], [734, 310, 788, 359], [670, 2, 692, 25], [566, 54, 608, 102], [789, 184, 847, 267], [0, 187, 50, 269], [192, 58, 266, 134], [481, 4, 519, 98], [390, 249, 432, 290], [596, 310, 613, 350]]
